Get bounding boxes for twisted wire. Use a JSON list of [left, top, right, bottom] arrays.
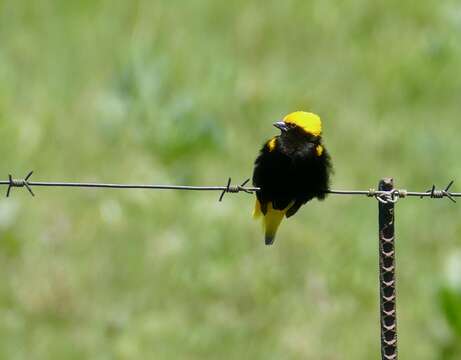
[[1, 171, 459, 203]]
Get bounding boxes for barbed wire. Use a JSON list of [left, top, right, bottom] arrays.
[[0, 171, 459, 204]]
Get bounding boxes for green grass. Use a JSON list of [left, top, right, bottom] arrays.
[[1, 0, 461, 358]]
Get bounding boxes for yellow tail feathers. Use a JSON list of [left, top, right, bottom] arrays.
[[253, 199, 291, 245], [253, 198, 262, 219], [263, 202, 286, 245]]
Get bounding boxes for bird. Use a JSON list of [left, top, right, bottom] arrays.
[[252, 111, 332, 245]]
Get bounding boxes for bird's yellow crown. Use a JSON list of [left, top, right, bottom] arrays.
[[283, 111, 322, 136]]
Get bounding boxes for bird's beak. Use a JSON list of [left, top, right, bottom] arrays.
[[273, 121, 288, 132]]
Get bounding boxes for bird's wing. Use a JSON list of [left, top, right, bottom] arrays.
[[285, 199, 304, 218]]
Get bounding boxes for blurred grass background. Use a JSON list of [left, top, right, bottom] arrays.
[[1, 0, 461, 359]]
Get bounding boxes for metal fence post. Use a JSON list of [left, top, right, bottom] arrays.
[[378, 178, 398, 360]]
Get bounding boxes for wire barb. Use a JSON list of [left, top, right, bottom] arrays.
[[420, 181, 456, 203], [218, 178, 253, 202], [6, 171, 35, 198]]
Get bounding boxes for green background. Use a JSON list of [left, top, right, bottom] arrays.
[[1, 1, 461, 359]]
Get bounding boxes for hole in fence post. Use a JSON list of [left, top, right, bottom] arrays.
[[378, 178, 398, 360]]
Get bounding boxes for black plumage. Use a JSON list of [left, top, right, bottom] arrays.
[[252, 120, 332, 245]]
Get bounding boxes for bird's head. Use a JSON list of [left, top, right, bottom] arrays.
[[273, 111, 322, 138]]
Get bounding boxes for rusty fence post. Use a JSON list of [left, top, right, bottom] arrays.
[[378, 178, 398, 360]]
